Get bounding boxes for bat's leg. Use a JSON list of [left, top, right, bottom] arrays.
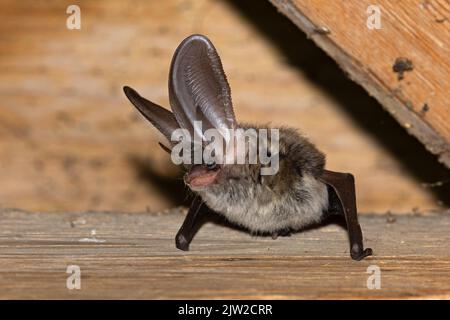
[[321, 170, 373, 261], [175, 195, 207, 251]]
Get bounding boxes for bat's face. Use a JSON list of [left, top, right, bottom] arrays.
[[183, 131, 293, 196], [183, 160, 269, 214]]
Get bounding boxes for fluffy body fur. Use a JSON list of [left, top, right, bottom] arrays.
[[190, 124, 329, 234]]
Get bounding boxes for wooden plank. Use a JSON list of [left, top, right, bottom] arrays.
[[269, 0, 450, 168], [0, 209, 449, 299]]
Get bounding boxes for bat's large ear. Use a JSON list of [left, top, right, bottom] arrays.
[[168, 34, 237, 139], [123, 86, 179, 146]]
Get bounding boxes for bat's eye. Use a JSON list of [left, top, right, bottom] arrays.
[[206, 161, 217, 170]]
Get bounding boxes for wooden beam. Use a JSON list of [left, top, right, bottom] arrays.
[[269, 0, 450, 168], [0, 209, 449, 299]]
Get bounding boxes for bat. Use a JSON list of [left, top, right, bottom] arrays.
[[123, 34, 373, 260]]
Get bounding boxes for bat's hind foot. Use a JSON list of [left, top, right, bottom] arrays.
[[351, 244, 373, 261]]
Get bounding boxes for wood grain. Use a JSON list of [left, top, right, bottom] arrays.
[[270, 0, 450, 167], [0, 209, 449, 299]]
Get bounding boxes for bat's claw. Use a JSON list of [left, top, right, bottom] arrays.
[[175, 233, 190, 251], [350, 244, 373, 261]]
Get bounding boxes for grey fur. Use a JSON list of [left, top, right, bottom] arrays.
[[190, 125, 329, 234]]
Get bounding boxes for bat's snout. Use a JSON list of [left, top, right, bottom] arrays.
[[185, 165, 219, 189]]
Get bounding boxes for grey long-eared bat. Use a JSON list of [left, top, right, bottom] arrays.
[[123, 34, 372, 260]]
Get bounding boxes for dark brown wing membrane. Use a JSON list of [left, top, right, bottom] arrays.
[[319, 170, 373, 261], [169, 34, 236, 139], [123, 86, 179, 144]]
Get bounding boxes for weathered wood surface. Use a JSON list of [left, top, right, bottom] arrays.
[[270, 0, 450, 168], [0, 209, 449, 299]]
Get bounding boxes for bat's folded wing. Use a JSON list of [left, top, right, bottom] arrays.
[[319, 170, 373, 261]]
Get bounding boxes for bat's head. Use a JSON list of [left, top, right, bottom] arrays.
[[123, 34, 324, 210]]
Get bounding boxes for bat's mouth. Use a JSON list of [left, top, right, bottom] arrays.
[[185, 164, 220, 189]]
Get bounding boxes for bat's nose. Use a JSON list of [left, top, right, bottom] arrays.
[[185, 165, 218, 188], [184, 165, 204, 184]]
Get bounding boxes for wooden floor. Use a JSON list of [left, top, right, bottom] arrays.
[[0, 209, 449, 299]]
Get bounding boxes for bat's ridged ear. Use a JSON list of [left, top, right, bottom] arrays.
[[123, 86, 179, 145], [168, 34, 237, 139]]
